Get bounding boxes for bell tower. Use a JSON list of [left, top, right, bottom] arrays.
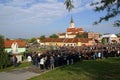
[[69, 16, 75, 28]]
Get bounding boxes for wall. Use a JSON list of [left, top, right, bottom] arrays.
[[5, 48, 26, 53]]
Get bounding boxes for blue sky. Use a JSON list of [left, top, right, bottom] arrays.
[[0, 0, 120, 39]]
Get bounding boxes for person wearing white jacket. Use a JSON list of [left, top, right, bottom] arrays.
[[98, 52, 101, 59], [40, 57, 45, 70], [27, 55, 32, 64]]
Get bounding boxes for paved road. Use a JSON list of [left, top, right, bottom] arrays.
[[0, 67, 40, 80]]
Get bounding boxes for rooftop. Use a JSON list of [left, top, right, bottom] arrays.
[[4, 39, 26, 48]]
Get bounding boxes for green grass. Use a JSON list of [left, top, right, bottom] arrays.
[[0, 62, 30, 72], [28, 57, 120, 80]]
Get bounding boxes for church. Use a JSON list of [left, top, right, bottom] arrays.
[[58, 17, 84, 38], [38, 17, 96, 47]]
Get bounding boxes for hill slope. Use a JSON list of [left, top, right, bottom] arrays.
[[28, 57, 120, 80]]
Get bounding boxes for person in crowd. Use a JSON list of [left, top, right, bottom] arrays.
[[39, 56, 45, 71], [97, 51, 102, 59], [103, 49, 108, 59], [117, 49, 120, 57], [54, 55, 59, 67], [70, 54, 74, 64], [32, 54, 35, 65], [25, 43, 120, 72], [45, 56, 50, 70], [13, 55, 18, 67], [66, 54, 70, 65], [50, 56, 55, 70], [27, 55, 32, 65]]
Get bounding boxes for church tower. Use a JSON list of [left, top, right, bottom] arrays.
[[69, 16, 75, 28]]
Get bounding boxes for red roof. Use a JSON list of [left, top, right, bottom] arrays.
[[41, 38, 65, 42], [4, 39, 26, 48], [68, 32, 77, 35], [67, 28, 83, 32], [40, 38, 91, 43], [58, 33, 66, 36], [78, 38, 91, 43], [63, 38, 78, 43]]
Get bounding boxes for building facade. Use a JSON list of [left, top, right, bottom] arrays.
[[4, 39, 26, 62], [38, 38, 95, 47], [58, 17, 84, 38], [4, 39, 26, 53], [37, 17, 100, 47], [101, 34, 120, 43], [87, 32, 100, 39]]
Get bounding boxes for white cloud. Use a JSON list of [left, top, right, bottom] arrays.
[[46, 0, 58, 3], [4, 0, 34, 7], [0, 0, 95, 27], [1, 0, 105, 38], [0, 1, 68, 26]]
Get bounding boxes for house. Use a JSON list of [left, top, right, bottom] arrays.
[[39, 38, 95, 47], [101, 34, 120, 43], [87, 32, 99, 39], [4, 39, 26, 62], [4, 39, 26, 53]]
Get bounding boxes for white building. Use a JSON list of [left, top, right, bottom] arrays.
[[101, 34, 119, 43], [58, 17, 84, 38]]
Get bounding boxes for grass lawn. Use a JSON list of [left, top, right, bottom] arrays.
[[28, 57, 120, 80], [0, 62, 30, 72]]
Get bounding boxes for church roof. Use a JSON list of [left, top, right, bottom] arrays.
[[68, 32, 77, 35], [67, 28, 83, 32], [4, 39, 26, 48], [58, 33, 66, 36]]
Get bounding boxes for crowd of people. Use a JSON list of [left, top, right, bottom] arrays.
[[26, 43, 120, 71]]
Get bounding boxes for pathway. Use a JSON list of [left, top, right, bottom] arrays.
[[0, 66, 41, 80]]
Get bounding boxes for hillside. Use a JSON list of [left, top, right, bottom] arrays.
[[28, 57, 120, 80]]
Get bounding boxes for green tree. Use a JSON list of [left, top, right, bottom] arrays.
[[102, 38, 108, 44], [0, 35, 4, 69], [64, 0, 120, 27], [91, 0, 120, 27], [28, 38, 37, 44], [40, 35, 46, 40], [64, 0, 74, 11], [49, 34, 58, 38], [31, 38, 36, 43], [76, 33, 84, 38], [0, 35, 4, 53], [76, 33, 88, 38], [0, 35, 10, 69]]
